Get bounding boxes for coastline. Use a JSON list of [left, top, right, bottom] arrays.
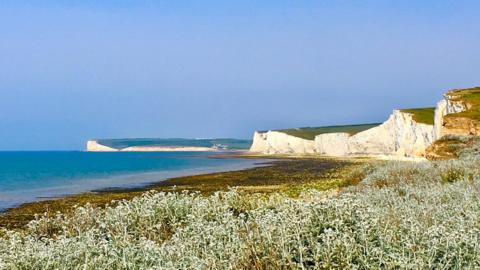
[[119, 146, 215, 152], [0, 152, 268, 212], [0, 155, 368, 229]]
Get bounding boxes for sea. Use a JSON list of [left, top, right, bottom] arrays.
[[0, 151, 264, 211]]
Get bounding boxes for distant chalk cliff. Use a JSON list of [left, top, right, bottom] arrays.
[[86, 141, 215, 152], [86, 140, 118, 152], [86, 138, 252, 152]]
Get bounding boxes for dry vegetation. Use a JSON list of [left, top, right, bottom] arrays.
[[426, 135, 480, 160]]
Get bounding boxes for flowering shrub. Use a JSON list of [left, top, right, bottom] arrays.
[[1, 152, 480, 269]]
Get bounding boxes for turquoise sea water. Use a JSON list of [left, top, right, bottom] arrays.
[[0, 151, 263, 210]]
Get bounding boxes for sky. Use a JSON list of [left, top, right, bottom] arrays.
[[0, 1, 479, 150]]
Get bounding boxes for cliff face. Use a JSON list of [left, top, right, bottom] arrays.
[[443, 117, 480, 136], [250, 110, 434, 157], [433, 95, 468, 139], [250, 91, 473, 158], [315, 110, 434, 157]]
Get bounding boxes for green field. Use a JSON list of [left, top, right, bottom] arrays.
[[400, 107, 435, 125], [272, 123, 381, 140]]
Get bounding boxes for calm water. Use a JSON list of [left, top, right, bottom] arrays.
[[0, 151, 264, 210]]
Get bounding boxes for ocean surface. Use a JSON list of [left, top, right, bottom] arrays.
[[0, 151, 264, 211]]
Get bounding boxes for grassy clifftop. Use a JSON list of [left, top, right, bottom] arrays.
[[446, 87, 480, 120], [273, 123, 381, 140], [400, 107, 435, 125]]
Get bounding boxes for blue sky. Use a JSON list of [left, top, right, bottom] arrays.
[[0, 1, 479, 150]]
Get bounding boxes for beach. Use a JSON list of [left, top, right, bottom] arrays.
[[0, 151, 266, 211], [0, 155, 366, 229]]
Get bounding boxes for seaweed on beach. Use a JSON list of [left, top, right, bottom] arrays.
[[0, 158, 364, 229]]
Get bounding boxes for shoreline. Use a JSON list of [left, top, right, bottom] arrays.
[[87, 146, 219, 152], [0, 156, 368, 229], [0, 152, 268, 213]]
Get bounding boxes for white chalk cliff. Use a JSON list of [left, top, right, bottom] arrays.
[[86, 140, 216, 152], [86, 140, 118, 152], [250, 94, 467, 157]]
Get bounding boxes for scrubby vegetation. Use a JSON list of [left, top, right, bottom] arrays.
[[275, 123, 380, 140], [426, 135, 480, 160], [1, 146, 480, 269], [400, 107, 435, 125]]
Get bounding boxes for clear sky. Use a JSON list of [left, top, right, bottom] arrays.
[[0, 1, 479, 150]]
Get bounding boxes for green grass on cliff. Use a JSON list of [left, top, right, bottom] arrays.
[[274, 123, 381, 140], [446, 87, 480, 120], [400, 107, 435, 125]]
